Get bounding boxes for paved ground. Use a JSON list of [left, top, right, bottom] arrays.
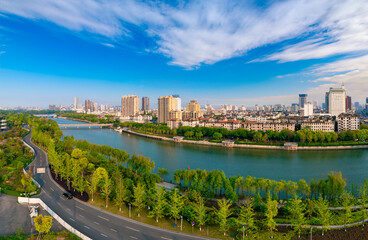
[[0, 193, 65, 237]]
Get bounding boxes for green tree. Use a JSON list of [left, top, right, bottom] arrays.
[[100, 170, 112, 208], [158, 168, 169, 182], [212, 132, 223, 140], [114, 176, 130, 212], [286, 194, 306, 238], [253, 132, 263, 142], [360, 184, 368, 226], [216, 199, 233, 236], [169, 188, 185, 225], [133, 182, 146, 217], [315, 196, 332, 236], [89, 167, 105, 202], [34, 215, 53, 240], [341, 191, 352, 232], [264, 195, 278, 238], [195, 131, 203, 139], [149, 187, 167, 222], [193, 194, 207, 231], [237, 203, 256, 237]]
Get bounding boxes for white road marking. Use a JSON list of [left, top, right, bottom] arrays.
[[69, 218, 75, 222], [161, 237, 173, 240], [126, 226, 140, 232], [129, 236, 138, 240], [94, 221, 100, 225], [84, 226, 90, 229], [50, 187, 54, 192], [66, 208, 72, 212], [98, 215, 109, 221], [101, 233, 108, 238], [76, 206, 84, 211], [79, 214, 85, 218], [110, 228, 117, 232]]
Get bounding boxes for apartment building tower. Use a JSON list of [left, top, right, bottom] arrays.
[[326, 84, 346, 116], [299, 94, 308, 109], [158, 95, 176, 123], [142, 97, 150, 111], [121, 95, 139, 117]]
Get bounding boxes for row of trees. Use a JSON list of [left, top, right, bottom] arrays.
[[58, 112, 118, 124], [173, 169, 347, 201]]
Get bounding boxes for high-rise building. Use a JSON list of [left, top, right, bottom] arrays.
[[172, 94, 181, 111], [85, 99, 96, 113], [141, 97, 150, 111], [299, 94, 308, 109], [303, 102, 314, 117], [291, 103, 299, 112], [186, 100, 200, 112], [74, 96, 79, 110], [346, 96, 352, 111], [158, 95, 176, 123], [121, 95, 139, 117], [326, 84, 346, 116]]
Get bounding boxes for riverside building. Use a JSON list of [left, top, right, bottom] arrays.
[[121, 95, 139, 117], [326, 84, 346, 116], [337, 113, 360, 132], [158, 95, 176, 123]]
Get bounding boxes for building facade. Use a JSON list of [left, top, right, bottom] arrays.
[[0, 117, 7, 131], [299, 94, 308, 109], [141, 97, 150, 111], [158, 95, 176, 123], [121, 95, 139, 117], [172, 94, 181, 111], [326, 85, 346, 116], [337, 113, 360, 132], [346, 96, 352, 111], [303, 102, 314, 117]]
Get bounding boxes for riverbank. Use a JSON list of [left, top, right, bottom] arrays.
[[118, 127, 368, 151]]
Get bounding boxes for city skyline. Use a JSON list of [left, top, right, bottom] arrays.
[[1, 0, 368, 108]]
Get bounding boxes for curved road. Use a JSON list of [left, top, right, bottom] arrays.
[[23, 130, 213, 240]]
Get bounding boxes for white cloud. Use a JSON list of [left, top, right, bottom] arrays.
[[1, 0, 367, 68]]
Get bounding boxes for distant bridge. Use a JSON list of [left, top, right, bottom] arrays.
[[34, 114, 57, 118], [58, 124, 113, 129]]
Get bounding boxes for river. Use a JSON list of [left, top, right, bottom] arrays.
[[55, 118, 368, 184]]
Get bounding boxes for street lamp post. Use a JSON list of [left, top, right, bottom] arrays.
[[128, 203, 131, 218], [180, 216, 183, 231]]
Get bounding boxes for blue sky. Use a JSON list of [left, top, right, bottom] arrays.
[[1, 0, 368, 108]]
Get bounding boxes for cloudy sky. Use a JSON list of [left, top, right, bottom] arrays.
[[0, 0, 367, 108]]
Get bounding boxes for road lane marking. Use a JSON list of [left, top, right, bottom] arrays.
[[161, 238, 173, 240], [79, 214, 84, 218], [66, 208, 72, 212], [50, 187, 54, 192], [130, 236, 138, 240], [94, 221, 100, 225], [84, 226, 90, 229], [110, 228, 117, 232], [69, 218, 75, 222], [98, 215, 109, 221], [101, 233, 108, 238], [76, 206, 84, 211], [126, 226, 140, 232]]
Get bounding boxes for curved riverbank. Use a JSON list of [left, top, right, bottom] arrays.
[[118, 128, 368, 151]]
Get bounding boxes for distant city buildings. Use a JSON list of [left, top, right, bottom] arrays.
[[158, 95, 176, 123], [299, 94, 308, 109], [74, 96, 79, 110], [346, 96, 352, 111], [85, 99, 97, 113], [303, 102, 314, 117], [121, 95, 139, 117], [141, 97, 150, 111], [325, 84, 346, 116]]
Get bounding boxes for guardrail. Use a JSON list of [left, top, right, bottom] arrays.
[[18, 197, 92, 240]]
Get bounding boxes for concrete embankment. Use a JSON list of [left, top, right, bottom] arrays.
[[119, 128, 368, 151]]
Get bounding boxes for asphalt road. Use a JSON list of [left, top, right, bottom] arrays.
[[23, 130, 213, 240]]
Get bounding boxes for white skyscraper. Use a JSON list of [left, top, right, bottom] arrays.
[[172, 94, 181, 111], [327, 84, 346, 116], [303, 102, 314, 117], [74, 96, 79, 110]]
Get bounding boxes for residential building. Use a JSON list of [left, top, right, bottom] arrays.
[[291, 103, 299, 113], [85, 99, 96, 113], [326, 84, 346, 116], [337, 113, 360, 132], [158, 95, 176, 123], [303, 102, 314, 117], [299, 94, 308, 109], [74, 96, 79, 110], [0, 117, 7, 131], [142, 97, 150, 111], [169, 110, 182, 120], [121, 95, 139, 117], [300, 119, 335, 132], [184, 100, 202, 119], [346, 96, 352, 111], [172, 94, 181, 111]]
